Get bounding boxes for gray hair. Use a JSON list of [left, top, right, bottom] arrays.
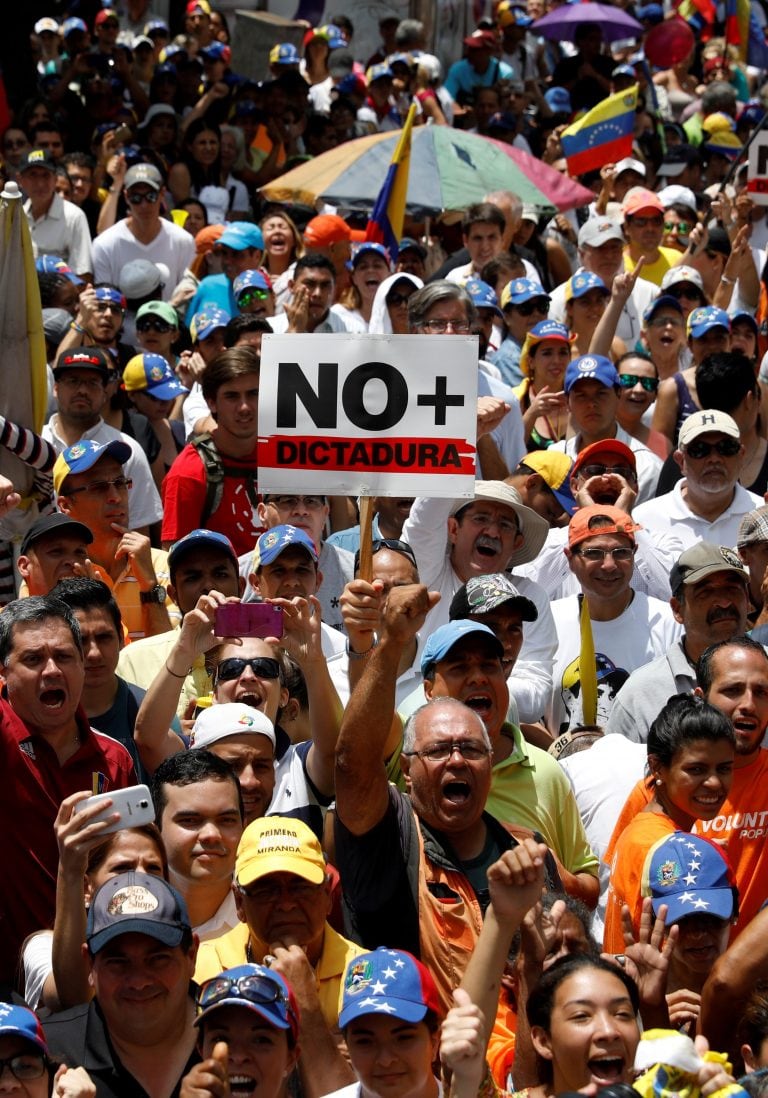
[[484, 190, 523, 228], [402, 697, 491, 754], [701, 82, 737, 114], [408, 280, 477, 331], [220, 125, 246, 173], [395, 18, 424, 47], [0, 596, 83, 664]]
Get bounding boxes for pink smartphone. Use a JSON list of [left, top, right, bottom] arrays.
[[214, 602, 284, 639]]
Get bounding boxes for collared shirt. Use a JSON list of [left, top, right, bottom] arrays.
[[117, 630, 210, 720], [606, 638, 697, 742], [633, 480, 764, 550], [551, 423, 662, 504], [24, 192, 93, 275], [269, 309, 351, 334]]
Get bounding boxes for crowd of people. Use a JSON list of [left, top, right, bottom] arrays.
[[4, 1, 768, 1097]]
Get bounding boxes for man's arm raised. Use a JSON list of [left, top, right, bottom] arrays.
[[334, 582, 439, 835]]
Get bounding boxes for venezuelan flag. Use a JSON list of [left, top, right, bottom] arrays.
[[560, 86, 639, 176], [725, 0, 750, 60], [364, 102, 416, 260], [676, 0, 715, 37]]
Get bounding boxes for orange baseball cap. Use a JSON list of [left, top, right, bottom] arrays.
[[568, 504, 642, 549], [571, 439, 636, 479], [304, 213, 351, 247], [622, 187, 664, 217], [195, 224, 225, 256]]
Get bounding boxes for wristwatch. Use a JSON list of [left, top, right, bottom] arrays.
[[140, 584, 167, 605]]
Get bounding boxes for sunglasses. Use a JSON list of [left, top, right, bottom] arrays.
[[628, 215, 663, 227], [94, 301, 124, 314], [667, 286, 703, 301], [354, 537, 418, 573], [198, 972, 291, 1015], [215, 656, 281, 683], [126, 190, 159, 205], [137, 317, 173, 333], [578, 463, 636, 481], [64, 476, 133, 496], [387, 291, 413, 306], [514, 298, 550, 317], [238, 288, 269, 307], [618, 373, 659, 392], [684, 437, 741, 459], [664, 221, 692, 234]]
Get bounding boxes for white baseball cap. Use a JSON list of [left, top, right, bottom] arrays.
[[189, 703, 276, 750]]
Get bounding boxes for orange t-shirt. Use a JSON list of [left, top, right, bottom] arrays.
[[603, 811, 676, 953], [487, 1001, 517, 1091]]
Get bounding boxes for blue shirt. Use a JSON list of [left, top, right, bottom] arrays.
[[326, 514, 383, 554], [188, 273, 237, 319], [489, 335, 524, 389], [444, 56, 514, 100]]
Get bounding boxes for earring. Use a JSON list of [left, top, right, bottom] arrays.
[[655, 778, 662, 786]]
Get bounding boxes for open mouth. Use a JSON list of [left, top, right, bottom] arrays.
[[475, 535, 501, 558], [237, 691, 267, 709], [588, 1058, 625, 1085], [442, 780, 471, 805], [229, 1076, 256, 1098], [464, 692, 493, 717], [40, 688, 65, 708]]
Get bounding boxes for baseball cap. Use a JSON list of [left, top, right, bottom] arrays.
[[571, 438, 637, 479], [564, 354, 618, 393], [167, 530, 238, 573], [95, 8, 119, 26], [704, 130, 742, 159], [399, 237, 427, 260], [612, 64, 638, 80], [62, 17, 88, 36], [0, 1005, 48, 1055], [738, 506, 768, 548], [36, 255, 84, 286], [420, 620, 504, 676], [187, 0, 212, 12], [366, 61, 393, 82], [487, 111, 518, 133], [348, 242, 391, 269], [544, 86, 571, 113], [645, 832, 736, 925], [87, 872, 191, 954], [120, 258, 167, 299], [190, 703, 276, 750], [660, 265, 704, 293], [270, 43, 301, 65], [340, 949, 441, 1028], [643, 294, 684, 323], [123, 353, 188, 399], [201, 42, 230, 62], [53, 348, 113, 381], [19, 513, 93, 557], [657, 185, 697, 213], [731, 310, 758, 336], [217, 223, 265, 251], [614, 156, 646, 178], [34, 17, 60, 34], [43, 309, 73, 346], [449, 481, 550, 566], [564, 271, 609, 303], [678, 409, 740, 448], [145, 18, 169, 35], [519, 319, 572, 378], [635, 2, 663, 20], [137, 105, 177, 134], [568, 504, 641, 549], [190, 308, 230, 343], [54, 439, 132, 496], [465, 278, 503, 318], [658, 146, 702, 179], [306, 23, 347, 49], [19, 149, 55, 174], [304, 213, 351, 247], [251, 525, 319, 570], [196, 964, 299, 1039], [687, 305, 730, 340], [500, 278, 548, 309], [520, 449, 577, 515], [136, 300, 178, 326], [236, 816, 327, 887], [449, 573, 538, 623], [578, 218, 624, 248], [669, 541, 747, 594], [233, 270, 272, 299], [124, 163, 164, 192], [464, 29, 497, 48], [622, 187, 664, 217]]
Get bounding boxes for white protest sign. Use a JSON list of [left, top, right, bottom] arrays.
[[258, 333, 479, 498], [748, 131, 768, 206]]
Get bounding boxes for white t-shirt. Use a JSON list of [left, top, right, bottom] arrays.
[[93, 218, 195, 302]]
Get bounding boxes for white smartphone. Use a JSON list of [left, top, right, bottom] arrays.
[[73, 784, 155, 834]]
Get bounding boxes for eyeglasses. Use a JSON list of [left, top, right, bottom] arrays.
[[137, 317, 173, 333], [64, 476, 133, 496], [387, 291, 413, 306], [420, 319, 472, 334], [513, 298, 550, 317], [0, 1055, 47, 1082], [215, 656, 281, 683], [628, 215, 663, 227], [463, 510, 520, 536], [126, 190, 159, 205], [572, 546, 636, 562], [618, 373, 659, 393], [684, 437, 741, 459], [264, 495, 326, 510], [198, 972, 289, 1012], [647, 315, 683, 329], [238, 878, 321, 903], [94, 302, 124, 314], [578, 463, 636, 481], [402, 739, 491, 762], [237, 289, 270, 308], [668, 286, 703, 301], [58, 374, 106, 390]]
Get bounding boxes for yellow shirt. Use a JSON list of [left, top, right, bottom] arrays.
[[195, 922, 365, 1030], [117, 629, 209, 719], [623, 245, 681, 287]]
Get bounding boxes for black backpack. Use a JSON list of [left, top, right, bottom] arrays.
[[189, 432, 260, 526]]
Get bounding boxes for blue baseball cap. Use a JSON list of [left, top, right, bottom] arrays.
[[94, 285, 126, 309], [87, 873, 191, 953], [252, 524, 319, 570], [487, 111, 518, 132], [314, 23, 348, 49], [62, 16, 88, 35], [201, 41, 230, 62], [687, 305, 731, 340], [420, 620, 504, 676], [340, 948, 441, 1028], [270, 42, 300, 65], [145, 18, 169, 34], [54, 438, 132, 495], [519, 319, 572, 377], [123, 353, 188, 400], [167, 529, 238, 573], [731, 309, 759, 336], [0, 1005, 48, 1054], [366, 61, 394, 82], [189, 307, 230, 343], [544, 86, 571, 113], [217, 222, 265, 252], [565, 271, 609, 302], [645, 832, 736, 925], [233, 269, 272, 298], [564, 354, 619, 393], [196, 964, 300, 1041], [465, 278, 503, 318], [347, 241, 391, 270], [500, 278, 548, 309], [36, 255, 84, 286], [643, 294, 684, 323]]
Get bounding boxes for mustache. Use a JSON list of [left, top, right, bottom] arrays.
[[707, 607, 739, 624]]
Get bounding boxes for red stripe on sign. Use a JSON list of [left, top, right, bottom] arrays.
[[258, 435, 476, 475]]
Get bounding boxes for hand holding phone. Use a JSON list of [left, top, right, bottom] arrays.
[[73, 784, 154, 835], [214, 602, 284, 639]]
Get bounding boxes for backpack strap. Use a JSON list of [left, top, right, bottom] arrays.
[[190, 432, 224, 526]]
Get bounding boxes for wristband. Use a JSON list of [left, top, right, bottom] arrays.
[[346, 637, 379, 660], [165, 661, 191, 678], [70, 321, 86, 333], [721, 276, 735, 285]]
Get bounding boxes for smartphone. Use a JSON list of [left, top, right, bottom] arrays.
[[113, 123, 133, 145], [215, 602, 284, 639], [73, 784, 154, 834]]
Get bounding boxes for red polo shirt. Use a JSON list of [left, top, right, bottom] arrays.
[[0, 698, 135, 983]]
